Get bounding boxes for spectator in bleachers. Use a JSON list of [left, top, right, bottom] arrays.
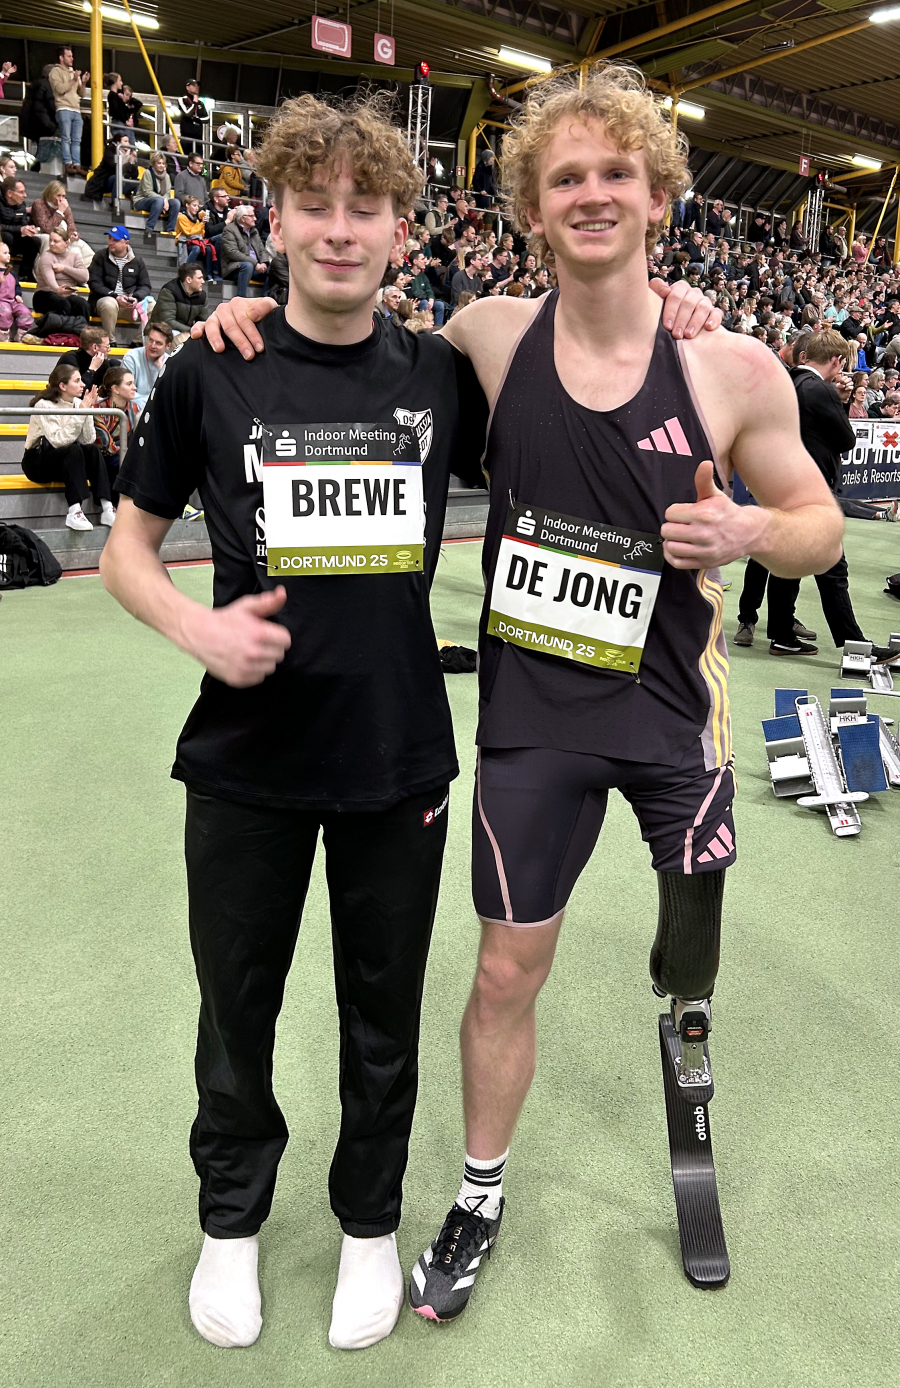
[[174, 153, 208, 208], [29, 180, 94, 267], [159, 133, 186, 177], [174, 196, 215, 278], [0, 177, 41, 282], [705, 199, 724, 237], [135, 153, 181, 238], [375, 284, 404, 326], [450, 249, 485, 306], [532, 266, 551, 297], [48, 44, 88, 176], [22, 362, 114, 531], [19, 65, 58, 174], [219, 204, 267, 298], [472, 149, 497, 208], [33, 227, 90, 323], [407, 250, 444, 326], [122, 319, 172, 408], [83, 133, 137, 201], [204, 187, 234, 271], [424, 194, 451, 233], [104, 72, 135, 144], [686, 191, 705, 232], [152, 262, 211, 340], [177, 79, 210, 157], [0, 60, 16, 97], [95, 363, 140, 495], [88, 225, 152, 344], [848, 381, 869, 418], [121, 86, 145, 132], [484, 248, 514, 295], [0, 157, 16, 181], [211, 146, 248, 200], [0, 239, 40, 342], [57, 324, 111, 391]]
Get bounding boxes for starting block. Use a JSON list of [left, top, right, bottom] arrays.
[[763, 688, 898, 837], [840, 635, 900, 694], [794, 695, 867, 836]]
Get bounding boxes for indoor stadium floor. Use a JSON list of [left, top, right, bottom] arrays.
[[3, 521, 898, 1388]]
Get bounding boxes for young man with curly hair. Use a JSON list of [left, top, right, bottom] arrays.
[[101, 87, 717, 1353], [202, 65, 841, 1326]]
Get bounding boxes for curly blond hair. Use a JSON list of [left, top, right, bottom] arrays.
[[255, 92, 423, 216], [502, 63, 690, 260]]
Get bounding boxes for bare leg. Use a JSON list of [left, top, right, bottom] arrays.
[[461, 915, 564, 1159]]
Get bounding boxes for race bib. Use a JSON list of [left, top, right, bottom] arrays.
[[262, 422, 425, 576], [487, 502, 664, 674]]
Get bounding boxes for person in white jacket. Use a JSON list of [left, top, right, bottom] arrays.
[[22, 362, 115, 530]]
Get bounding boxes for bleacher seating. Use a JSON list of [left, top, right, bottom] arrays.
[[1, 166, 214, 568]]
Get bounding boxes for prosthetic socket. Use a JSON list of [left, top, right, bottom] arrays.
[[649, 869, 724, 1002]]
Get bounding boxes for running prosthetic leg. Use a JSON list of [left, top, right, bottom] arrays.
[[650, 871, 730, 1290]]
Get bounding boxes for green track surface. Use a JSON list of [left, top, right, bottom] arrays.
[[2, 520, 898, 1388]]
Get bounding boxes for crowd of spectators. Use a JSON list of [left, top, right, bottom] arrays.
[[370, 188, 555, 337], [648, 201, 900, 389]]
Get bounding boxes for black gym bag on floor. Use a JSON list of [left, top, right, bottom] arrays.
[[0, 523, 62, 589]]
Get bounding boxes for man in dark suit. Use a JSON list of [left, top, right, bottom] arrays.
[[734, 328, 895, 657]]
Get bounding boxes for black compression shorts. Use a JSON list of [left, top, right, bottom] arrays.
[[472, 743, 736, 927]]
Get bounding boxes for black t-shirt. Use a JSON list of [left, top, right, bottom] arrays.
[[116, 310, 487, 812]]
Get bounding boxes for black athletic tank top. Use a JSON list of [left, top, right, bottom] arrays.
[[477, 290, 732, 770]]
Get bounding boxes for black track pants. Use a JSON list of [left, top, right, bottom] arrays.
[[184, 783, 450, 1239]]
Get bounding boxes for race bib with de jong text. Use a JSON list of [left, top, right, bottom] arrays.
[[262, 421, 425, 576], [487, 501, 664, 674]]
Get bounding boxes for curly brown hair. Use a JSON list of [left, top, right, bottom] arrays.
[[501, 63, 690, 261], [255, 92, 423, 215]]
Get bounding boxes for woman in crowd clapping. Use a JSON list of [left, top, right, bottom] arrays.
[[22, 363, 114, 531]]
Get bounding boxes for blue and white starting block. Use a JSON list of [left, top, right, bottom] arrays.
[[763, 687, 896, 837], [840, 635, 900, 693]]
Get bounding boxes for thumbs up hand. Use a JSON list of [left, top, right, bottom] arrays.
[[661, 461, 752, 570]]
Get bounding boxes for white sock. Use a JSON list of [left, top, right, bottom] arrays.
[[189, 1233, 262, 1349], [328, 1232, 404, 1351], [457, 1150, 508, 1220]]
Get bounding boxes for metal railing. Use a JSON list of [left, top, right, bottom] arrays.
[[3, 406, 128, 424]]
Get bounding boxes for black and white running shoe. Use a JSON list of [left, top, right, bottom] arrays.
[[409, 1198, 505, 1322]]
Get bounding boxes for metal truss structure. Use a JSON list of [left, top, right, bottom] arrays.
[[703, 71, 900, 153]]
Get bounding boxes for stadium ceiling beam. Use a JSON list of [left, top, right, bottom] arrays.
[[632, 0, 774, 61], [639, 39, 734, 78], [710, 70, 900, 152], [676, 16, 875, 96], [695, 87, 900, 164], [386, 0, 580, 61], [499, 0, 755, 96], [577, 17, 607, 58], [0, 22, 474, 86], [685, 131, 811, 178]]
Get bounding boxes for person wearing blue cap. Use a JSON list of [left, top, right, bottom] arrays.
[[87, 226, 152, 343]]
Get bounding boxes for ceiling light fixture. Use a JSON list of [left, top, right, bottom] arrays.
[[81, 2, 160, 28], [496, 47, 552, 72], [869, 5, 900, 21], [663, 96, 705, 119], [851, 154, 883, 169]]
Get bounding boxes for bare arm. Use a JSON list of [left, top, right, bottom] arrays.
[[100, 498, 292, 687], [190, 277, 722, 365], [661, 338, 843, 578]]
